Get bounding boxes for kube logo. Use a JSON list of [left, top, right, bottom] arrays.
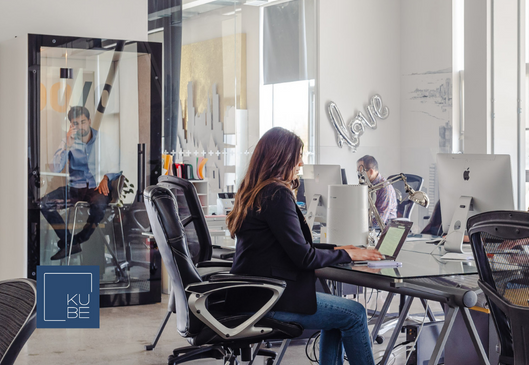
[[37, 266, 99, 328]]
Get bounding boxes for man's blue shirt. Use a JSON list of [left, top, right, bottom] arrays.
[[51, 128, 119, 188]]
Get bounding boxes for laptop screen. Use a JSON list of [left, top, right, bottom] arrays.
[[375, 221, 413, 259]]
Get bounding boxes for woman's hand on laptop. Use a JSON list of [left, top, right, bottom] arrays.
[[342, 247, 384, 261]]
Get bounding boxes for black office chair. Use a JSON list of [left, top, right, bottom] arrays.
[[467, 211, 529, 365], [145, 176, 233, 350], [158, 175, 235, 263], [144, 185, 303, 365], [421, 200, 443, 236], [0, 279, 37, 365], [68, 174, 131, 287], [387, 173, 423, 219]]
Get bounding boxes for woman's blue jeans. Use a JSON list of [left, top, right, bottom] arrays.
[[266, 292, 374, 365]]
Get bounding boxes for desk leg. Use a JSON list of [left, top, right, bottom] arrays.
[[428, 306, 458, 365], [421, 298, 436, 322], [335, 282, 343, 297], [371, 292, 395, 344], [318, 277, 331, 294], [460, 307, 490, 365], [380, 296, 413, 365]]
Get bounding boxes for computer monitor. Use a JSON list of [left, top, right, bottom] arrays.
[[437, 153, 515, 253], [301, 164, 343, 230], [341, 168, 348, 185]]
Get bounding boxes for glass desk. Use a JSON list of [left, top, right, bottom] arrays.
[[315, 240, 489, 365], [332, 246, 477, 280]]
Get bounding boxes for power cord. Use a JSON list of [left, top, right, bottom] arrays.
[[305, 331, 320, 364], [368, 290, 380, 323], [374, 301, 430, 365], [404, 300, 429, 364], [429, 237, 446, 255]]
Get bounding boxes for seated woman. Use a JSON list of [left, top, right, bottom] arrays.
[[226, 127, 382, 365]]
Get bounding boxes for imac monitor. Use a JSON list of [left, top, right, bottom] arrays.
[[301, 164, 343, 229], [437, 153, 514, 253]]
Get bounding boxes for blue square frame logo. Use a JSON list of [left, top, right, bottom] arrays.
[[37, 266, 100, 328]]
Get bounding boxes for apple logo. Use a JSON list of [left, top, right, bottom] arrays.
[[463, 168, 470, 181]]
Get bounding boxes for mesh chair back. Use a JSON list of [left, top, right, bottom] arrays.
[[144, 185, 204, 337], [158, 176, 212, 265], [387, 174, 423, 219], [0, 279, 37, 365], [109, 174, 126, 205], [468, 211, 529, 364]]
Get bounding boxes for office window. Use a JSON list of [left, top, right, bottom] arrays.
[[261, 80, 314, 163], [260, 0, 316, 164]]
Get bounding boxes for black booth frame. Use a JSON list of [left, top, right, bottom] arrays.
[[27, 34, 163, 306]]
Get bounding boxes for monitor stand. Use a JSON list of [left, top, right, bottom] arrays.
[[305, 194, 321, 231], [444, 196, 473, 253]]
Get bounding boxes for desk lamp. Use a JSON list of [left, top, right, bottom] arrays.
[[358, 172, 430, 232]]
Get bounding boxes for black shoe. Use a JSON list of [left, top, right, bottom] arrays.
[[50, 244, 82, 260]]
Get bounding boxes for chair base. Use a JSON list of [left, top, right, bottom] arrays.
[[168, 345, 225, 364], [168, 341, 289, 365]]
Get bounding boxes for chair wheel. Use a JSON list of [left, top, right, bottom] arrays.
[[265, 341, 272, 348], [375, 335, 384, 344], [265, 358, 274, 365]]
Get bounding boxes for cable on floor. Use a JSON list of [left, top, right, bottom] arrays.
[[374, 300, 430, 365], [304, 330, 320, 364]]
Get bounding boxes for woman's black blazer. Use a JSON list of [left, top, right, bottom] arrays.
[[229, 183, 351, 315]]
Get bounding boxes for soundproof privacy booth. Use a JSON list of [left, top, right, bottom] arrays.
[[24, 34, 163, 306]]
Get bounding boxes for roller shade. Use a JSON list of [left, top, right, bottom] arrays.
[[263, 0, 315, 85]]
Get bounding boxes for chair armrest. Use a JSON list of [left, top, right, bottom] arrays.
[[186, 275, 286, 340], [211, 246, 236, 260], [196, 261, 232, 268], [195, 266, 231, 281], [208, 273, 286, 287]]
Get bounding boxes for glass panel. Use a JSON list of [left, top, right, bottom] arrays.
[[175, 2, 244, 208], [330, 246, 478, 280], [38, 44, 155, 294]]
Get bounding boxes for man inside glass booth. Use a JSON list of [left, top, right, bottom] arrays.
[[357, 154, 397, 227], [41, 106, 120, 260]]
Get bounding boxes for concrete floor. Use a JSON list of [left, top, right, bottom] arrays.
[[15, 292, 442, 365]]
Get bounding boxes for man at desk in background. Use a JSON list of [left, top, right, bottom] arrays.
[[357, 155, 397, 227], [40, 106, 120, 260]]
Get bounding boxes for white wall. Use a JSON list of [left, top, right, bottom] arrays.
[[0, 37, 28, 281], [400, 0, 453, 225], [317, 0, 452, 230], [464, 0, 523, 208], [0, 0, 147, 43], [0, 0, 147, 281], [464, 0, 491, 155], [317, 0, 402, 183], [492, 0, 522, 208]]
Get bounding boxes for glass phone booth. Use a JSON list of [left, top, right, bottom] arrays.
[[27, 34, 162, 306]]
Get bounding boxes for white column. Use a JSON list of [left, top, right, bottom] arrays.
[[464, 0, 492, 154]]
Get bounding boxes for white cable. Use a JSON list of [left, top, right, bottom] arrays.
[[428, 230, 461, 255], [374, 351, 396, 365], [404, 300, 430, 364]]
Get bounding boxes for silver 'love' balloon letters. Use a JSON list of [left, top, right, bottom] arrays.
[[327, 94, 389, 151]]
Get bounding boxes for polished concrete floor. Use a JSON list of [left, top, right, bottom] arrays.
[[15, 292, 443, 365]]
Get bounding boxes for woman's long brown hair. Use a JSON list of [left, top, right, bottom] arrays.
[[226, 127, 303, 238]]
